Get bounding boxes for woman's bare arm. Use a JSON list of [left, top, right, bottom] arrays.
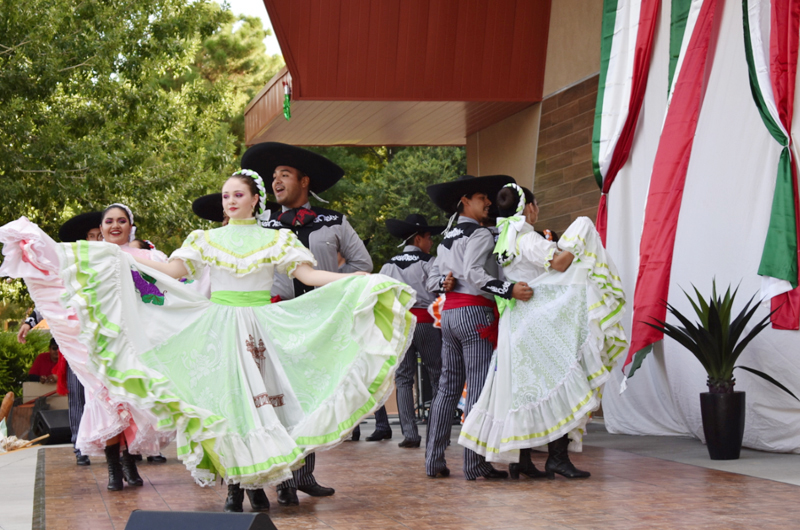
[[293, 263, 367, 287], [549, 250, 575, 272], [133, 256, 189, 279]]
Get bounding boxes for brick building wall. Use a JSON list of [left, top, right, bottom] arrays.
[[534, 75, 601, 236]]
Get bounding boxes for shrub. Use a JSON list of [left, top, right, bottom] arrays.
[[0, 331, 52, 397]]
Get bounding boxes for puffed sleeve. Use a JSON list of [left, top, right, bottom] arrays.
[[275, 229, 317, 278], [169, 230, 206, 280], [517, 231, 558, 271]]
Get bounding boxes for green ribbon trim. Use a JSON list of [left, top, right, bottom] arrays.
[[226, 447, 305, 477], [211, 290, 272, 307], [295, 281, 414, 447], [494, 215, 524, 266], [495, 296, 516, 317], [228, 218, 257, 225], [461, 390, 597, 452]]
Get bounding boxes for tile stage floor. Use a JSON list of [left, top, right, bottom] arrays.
[[13, 421, 800, 530]]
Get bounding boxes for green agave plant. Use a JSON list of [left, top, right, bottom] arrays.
[[644, 281, 798, 399]]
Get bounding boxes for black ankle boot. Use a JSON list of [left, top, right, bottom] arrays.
[[246, 489, 270, 511], [121, 449, 144, 486], [545, 435, 590, 479], [104, 443, 124, 491], [224, 483, 244, 512], [509, 448, 547, 479]]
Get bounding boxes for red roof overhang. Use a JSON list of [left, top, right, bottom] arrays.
[[245, 0, 551, 146]]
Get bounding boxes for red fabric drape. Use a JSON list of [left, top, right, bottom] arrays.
[[768, 0, 800, 329], [623, 0, 720, 372]]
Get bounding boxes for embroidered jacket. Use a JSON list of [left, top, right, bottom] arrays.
[[261, 202, 373, 299], [379, 245, 437, 309], [426, 216, 513, 300]]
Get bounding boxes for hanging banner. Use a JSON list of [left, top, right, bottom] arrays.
[[592, 0, 660, 245], [743, 0, 800, 329]]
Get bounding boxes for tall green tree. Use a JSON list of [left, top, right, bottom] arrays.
[[171, 11, 285, 157], [0, 0, 239, 252]]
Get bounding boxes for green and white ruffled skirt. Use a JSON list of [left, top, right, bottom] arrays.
[[58, 242, 415, 487]]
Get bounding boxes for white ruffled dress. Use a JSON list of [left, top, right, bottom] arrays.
[[0, 218, 173, 456], [458, 217, 627, 463], [1, 217, 415, 487]]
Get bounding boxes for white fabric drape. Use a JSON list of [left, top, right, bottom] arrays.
[[602, 0, 800, 453]]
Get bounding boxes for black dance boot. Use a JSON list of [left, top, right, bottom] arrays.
[[104, 443, 124, 491], [224, 483, 245, 512], [509, 448, 547, 479], [246, 489, 270, 511], [545, 435, 590, 479], [121, 449, 144, 486], [277, 487, 299, 506]]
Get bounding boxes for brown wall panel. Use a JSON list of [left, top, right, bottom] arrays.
[[534, 75, 600, 236], [264, 0, 551, 102]]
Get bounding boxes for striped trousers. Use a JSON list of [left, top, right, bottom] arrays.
[[369, 323, 442, 439], [277, 452, 317, 490], [66, 364, 85, 454], [424, 306, 495, 479], [395, 322, 442, 442]]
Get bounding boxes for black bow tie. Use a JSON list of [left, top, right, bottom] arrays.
[[277, 208, 316, 227]]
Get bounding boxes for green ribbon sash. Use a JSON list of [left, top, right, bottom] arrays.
[[210, 290, 272, 307]]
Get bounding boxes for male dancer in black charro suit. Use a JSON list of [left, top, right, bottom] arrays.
[[241, 142, 373, 507]]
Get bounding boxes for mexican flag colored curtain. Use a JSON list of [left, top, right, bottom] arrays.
[[592, 0, 661, 245], [621, 0, 721, 380], [743, 0, 800, 329]]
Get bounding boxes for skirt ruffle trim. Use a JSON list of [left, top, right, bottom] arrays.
[[285, 278, 416, 452], [459, 341, 609, 462]]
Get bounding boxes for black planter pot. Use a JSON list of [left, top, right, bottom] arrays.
[[699, 391, 745, 460]]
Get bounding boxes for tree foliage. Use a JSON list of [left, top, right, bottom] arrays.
[[0, 0, 284, 256], [0, 330, 51, 397], [307, 146, 466, 267]]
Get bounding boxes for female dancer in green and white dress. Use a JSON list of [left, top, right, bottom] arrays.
[[2, 169, 415, 511], [458, 184, 627, 479]]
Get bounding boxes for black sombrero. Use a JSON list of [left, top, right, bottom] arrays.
[[58, 211, 102, 242], [192, 194, 279, 222], [385, 214, 446, 240], [426, 175, 516, 215], [240, 142, 345, 194]]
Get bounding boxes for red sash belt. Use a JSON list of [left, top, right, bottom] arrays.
[[443, 292, 495, 311], [410, 308, 435, 324], [442, 292, 500, 348]]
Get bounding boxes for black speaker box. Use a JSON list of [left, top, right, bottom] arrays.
[[125, 511, 278, 530], [32, 409, 71, 445]]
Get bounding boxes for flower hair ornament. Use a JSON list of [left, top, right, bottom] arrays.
[[493, 183, 527, 266], [105, 203, 137, 242], [231, 169, 270, 222]]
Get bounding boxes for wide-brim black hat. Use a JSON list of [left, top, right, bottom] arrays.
[[58, 211, 102, 242], [426, 175, 516, 215], [192, 194, 279, 222], [386, 214, 446, 239], [240, 142, 345, 194]]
